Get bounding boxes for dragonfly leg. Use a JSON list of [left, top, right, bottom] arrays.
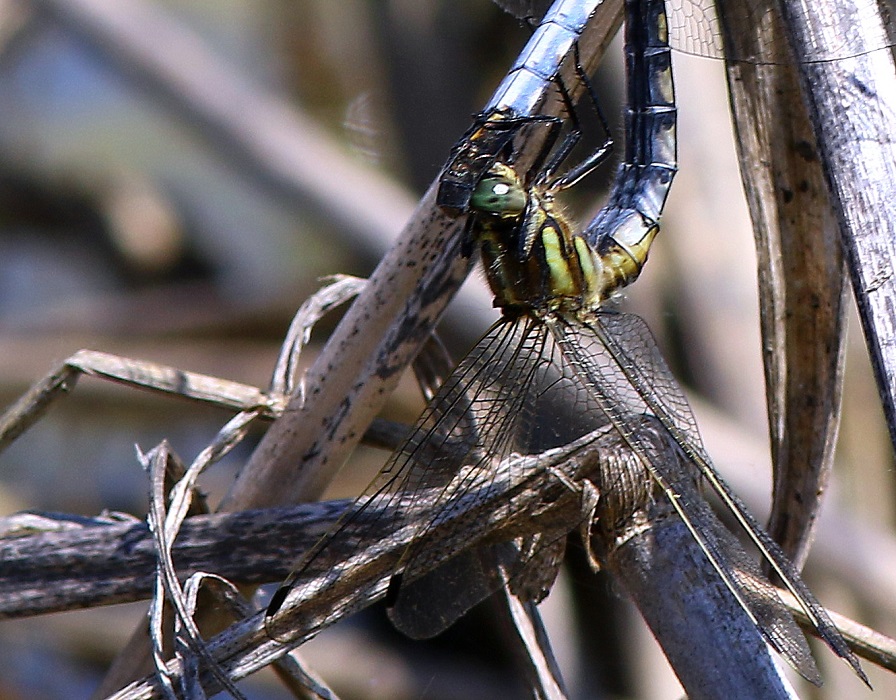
[[460, 211, 478, 258], [519, 113, 565, 183], [578, 479, 602, 572], [543, 41, 613, 190], [544, 466, 602, 571], [385, 571, 403, 609]]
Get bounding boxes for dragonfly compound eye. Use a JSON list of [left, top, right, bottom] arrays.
[[471, 174, 527, 218]]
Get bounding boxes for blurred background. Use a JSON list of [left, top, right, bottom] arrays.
[[0, 0, 893, 698]]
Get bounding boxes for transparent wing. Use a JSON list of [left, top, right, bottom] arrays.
[[491, 0, 895, 64], [669, 0, 895, 65], [267, 316, 600, 640], [388, 315, 618, 637], [551, 311, 866, 683]]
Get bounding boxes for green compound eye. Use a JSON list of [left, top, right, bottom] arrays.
[[471, 175, 527, 217]]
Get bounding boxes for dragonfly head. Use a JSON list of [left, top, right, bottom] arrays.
[[471, 162, 595, 317], [470, 162, 527, 220]]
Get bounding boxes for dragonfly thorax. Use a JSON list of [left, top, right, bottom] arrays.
[[470, 163, 648, 316]]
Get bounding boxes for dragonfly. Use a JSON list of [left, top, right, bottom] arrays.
[[264, 0, 647, 629], [437, 0, 866, 685], [266, 0, 868, 685]]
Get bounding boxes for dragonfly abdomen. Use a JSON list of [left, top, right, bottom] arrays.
[[584, 0, 677, 293]]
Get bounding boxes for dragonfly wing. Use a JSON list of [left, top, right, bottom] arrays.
[[666, 459, 820, 682], [509, 531, 568, 604], [266, 319, 534, 623], [551, 312, 865, 682], [390, 315, 607, 637], [269, 316, 599, 639], [388, 544, 512, 639], [391, 531, 569, 639], [388, 531, 567, 639]]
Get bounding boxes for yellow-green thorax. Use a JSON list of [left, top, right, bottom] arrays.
[[470, 163, 656, 317]]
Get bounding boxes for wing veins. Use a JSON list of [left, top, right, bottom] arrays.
[[552, 313, 864, 681]]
